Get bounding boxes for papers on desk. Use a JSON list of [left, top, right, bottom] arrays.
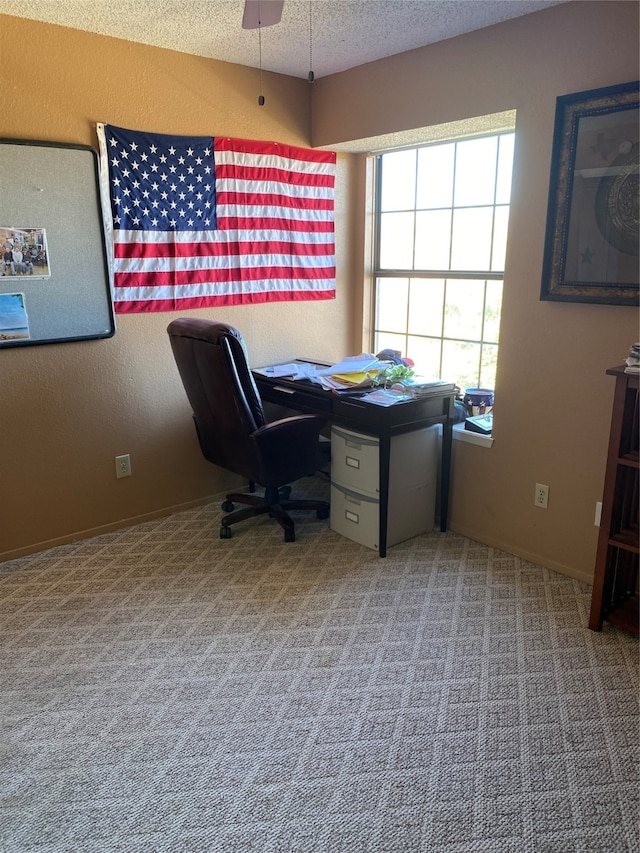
[[349, 381, 455, 406], [314, 354, 381, 377], [257, 361, 319, 380], [256, 355, 456, 408], [256, 354, 384, 389], [315, 354, 384, 391], [395, 377, 457, 396], [318, 371, 377, 392], [361, 388, 412, 406]]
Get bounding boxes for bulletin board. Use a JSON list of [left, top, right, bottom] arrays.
[[0, 138, 115, 348]]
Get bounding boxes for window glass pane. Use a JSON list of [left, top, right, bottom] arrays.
[[480, 343, 499, 390], [375, 278, 409, 333], [491, 206, 509, 271], [443, 280, 485, 340], [496, 134, 515, 204], [442, 340, 481, 390], [374, 129, 514, 393], [415, 210, 451, 269], [407, 336, 442, 378], [450, 207, 493, 270], [416, 143, 454, 209], [379, 211, 414, 268], [453, 137, 498, 207], [374, 330, 406, 356], [380, 150, 416, 211], [483, 280, 503, 342], [408, 278, 444, 337]]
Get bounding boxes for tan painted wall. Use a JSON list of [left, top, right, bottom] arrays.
[[1, 4, 638, 583], [0, 16, 353, 559], [313, 1, 639, 581]]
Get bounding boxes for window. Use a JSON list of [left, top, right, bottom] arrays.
[[372, 132, 515, 392]]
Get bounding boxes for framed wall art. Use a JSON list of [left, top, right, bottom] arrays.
[[0, 138, 115, 347], [540, 81, 639, 306]]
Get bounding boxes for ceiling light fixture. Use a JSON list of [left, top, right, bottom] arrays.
[[242, 0, 283, 29]]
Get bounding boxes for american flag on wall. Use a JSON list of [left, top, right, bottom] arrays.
[[96, 124, 336, 313]]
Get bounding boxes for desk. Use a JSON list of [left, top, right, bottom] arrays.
[[253, 362, 456, 557]]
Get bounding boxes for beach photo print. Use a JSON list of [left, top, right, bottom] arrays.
[[0, 292, 30, 343]]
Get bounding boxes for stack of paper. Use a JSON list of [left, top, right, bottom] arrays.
[[315, 354, 382, 377], [256, 362, 316, 379], [390, 376, 457, 397], [314, 354, 383, 391], [256, 354, 385, 388], [362, 388, 412, 406]]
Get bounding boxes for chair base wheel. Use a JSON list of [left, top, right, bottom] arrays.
[[218, 490, 329, 543]]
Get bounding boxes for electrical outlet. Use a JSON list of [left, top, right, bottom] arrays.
[[115, 454, 131, 479], [534, 483, 549, 509]]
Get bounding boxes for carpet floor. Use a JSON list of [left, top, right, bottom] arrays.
[[1, 478, 638, 853]]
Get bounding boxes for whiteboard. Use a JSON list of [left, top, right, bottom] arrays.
[[0, 138, 115, 348]]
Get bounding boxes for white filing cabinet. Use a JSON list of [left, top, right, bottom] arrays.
[[330, 424, 438, 550]]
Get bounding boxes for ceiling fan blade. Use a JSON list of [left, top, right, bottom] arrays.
[[242, 0, 284, 30]]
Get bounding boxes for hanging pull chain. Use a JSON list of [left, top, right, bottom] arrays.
[[308, 1, 314, 82], [258, 2, 265, 105]]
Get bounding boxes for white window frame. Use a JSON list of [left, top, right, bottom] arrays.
[[371, 131, 515, 392]]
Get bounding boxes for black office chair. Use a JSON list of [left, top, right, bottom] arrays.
[[167, 318, 329, 542]]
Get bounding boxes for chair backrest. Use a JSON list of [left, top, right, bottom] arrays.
[[167, 318, 266, 476]]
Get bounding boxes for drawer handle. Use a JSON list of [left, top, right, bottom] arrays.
[[273, 385, 296, 395], [345, 455, 360, 469]]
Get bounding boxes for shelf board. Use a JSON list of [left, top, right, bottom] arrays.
[[617, 453, 639, 466], [609, 530, 640, 553]]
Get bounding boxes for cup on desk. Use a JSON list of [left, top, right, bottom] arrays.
[[463, 388, 494, 416]]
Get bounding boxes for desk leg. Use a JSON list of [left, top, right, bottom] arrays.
[[440, 421, 452, 532], [378, 436, 391, 558]]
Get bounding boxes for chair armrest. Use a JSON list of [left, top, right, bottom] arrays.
[[251, 415, 326, 487]]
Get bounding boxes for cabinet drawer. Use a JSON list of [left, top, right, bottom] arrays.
[[330, 481, 435, 551], [331, 426, 379, 497], [330, 483, 380, 550], [258, 381, 333, 415]]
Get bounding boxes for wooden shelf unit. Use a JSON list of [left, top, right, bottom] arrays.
[[589, 365, 639, 634]]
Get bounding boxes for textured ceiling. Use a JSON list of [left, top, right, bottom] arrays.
[[1, 0, 569, 80]]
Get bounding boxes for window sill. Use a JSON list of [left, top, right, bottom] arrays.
[[453, 422, 494, 448]]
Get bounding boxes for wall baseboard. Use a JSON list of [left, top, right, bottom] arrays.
[[449, 523, 593, 586], [2, 496, 595, 588], [0, 493, 224, 564]]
